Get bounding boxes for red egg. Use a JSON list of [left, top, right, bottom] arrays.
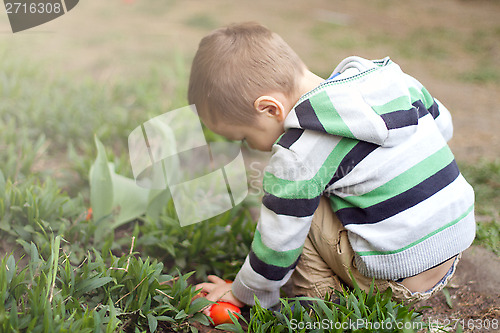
[[209, 302, 241, 325], [85, 208, 92, 221]]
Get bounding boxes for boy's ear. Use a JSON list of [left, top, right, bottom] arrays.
[[254, 96, 285, 121]]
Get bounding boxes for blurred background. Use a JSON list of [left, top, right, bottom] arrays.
[[1, 0, 499, 161]]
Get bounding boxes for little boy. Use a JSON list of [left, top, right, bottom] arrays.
[[191, 22, 475, 309]]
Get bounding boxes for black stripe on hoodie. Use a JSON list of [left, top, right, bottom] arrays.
[[249, 250, 300, 281], [336, 160, 460, 225]]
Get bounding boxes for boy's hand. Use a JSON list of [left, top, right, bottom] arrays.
[[195, 275, 244, 315]]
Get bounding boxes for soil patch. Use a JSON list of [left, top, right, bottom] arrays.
[[419, 246, 500, 332]]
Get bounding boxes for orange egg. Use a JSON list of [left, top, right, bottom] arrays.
[[209, 302, 241, 325], [85, 207, 92, 221]]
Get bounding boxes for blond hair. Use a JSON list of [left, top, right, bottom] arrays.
[[188, 22, 306, 125]]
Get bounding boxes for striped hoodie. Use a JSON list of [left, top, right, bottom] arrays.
[[232, 56, 475, 308]]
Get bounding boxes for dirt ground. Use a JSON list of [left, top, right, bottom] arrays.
[[418, 246, 500, 332], [1, 0, 498, 331]]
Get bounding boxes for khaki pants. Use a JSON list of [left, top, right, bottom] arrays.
[[291, 197, 459, 303]]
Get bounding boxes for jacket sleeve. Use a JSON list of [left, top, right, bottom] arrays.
[[433, 98, 453, 142], [232, 148, 322, 308], [401, 73, 454, 142]]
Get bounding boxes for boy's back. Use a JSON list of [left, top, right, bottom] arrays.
[[191, 23, 475, 310], [231, 56, 475, 307], [265, 57, 474, 279]]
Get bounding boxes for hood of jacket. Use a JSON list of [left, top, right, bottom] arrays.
[[284, 56, 427, 147]]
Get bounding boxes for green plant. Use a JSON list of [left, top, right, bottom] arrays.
[[219, 280, 425, 333], [0, 121, 47, 181], [0, 51, 126, 155], [0, 48, 189, 196], [88, 136, 170, 245], [0, 237, 117, 333], [137, 200, 255, 280], [86, 133, 256, 280], [475, 220, 500, 255], [0, 170, 85, 258], [459, 159, 500, 255], [0, 236, 211, 333]]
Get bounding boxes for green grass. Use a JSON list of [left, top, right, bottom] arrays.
[[459, 64, 500, 84], [0, 47, 188, 189], [0, 236, 210, 333], [459, 159, 500, 218], [220, 283, 425, 333], [397, 27, 456, 61], [459, 159, 500, 255], [475, 220, 499, 255], [184, 14, 219, 30], [308, 20, 500, 85]]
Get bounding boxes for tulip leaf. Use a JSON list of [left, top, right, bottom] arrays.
[[89, 136, 113, 223]]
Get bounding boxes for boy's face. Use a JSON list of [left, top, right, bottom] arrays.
[[202, 111, 285, 152], [201, 93, 295, 151]]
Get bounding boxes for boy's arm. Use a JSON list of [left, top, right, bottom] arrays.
[[231, 204, 317, 308], [403, 73, 454, 142], [231, 158, 323, 308]]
